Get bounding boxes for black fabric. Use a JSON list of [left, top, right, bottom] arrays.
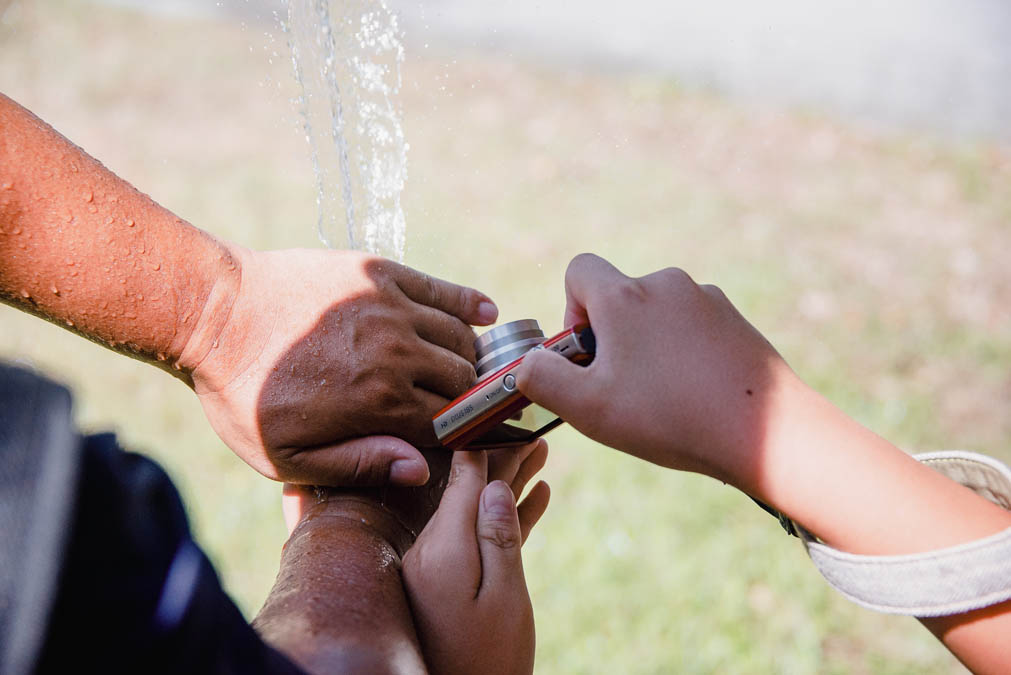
[[0, 364, 304, 674]]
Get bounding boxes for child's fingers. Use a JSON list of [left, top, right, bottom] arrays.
[[509, 440, 549, 500], [487, 439, 542, 487], [517, 480, 551, 544], [475, 480, 525, 596], [429, 450, 488, 541]]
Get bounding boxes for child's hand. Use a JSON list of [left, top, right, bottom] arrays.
[[402, 440, 551, 675], [516, 253, 796, 487]]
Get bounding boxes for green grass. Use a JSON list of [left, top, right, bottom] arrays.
[[4, 2, 1010, 672]]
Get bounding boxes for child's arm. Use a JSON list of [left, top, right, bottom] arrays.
[[516, 253, 1011, 673]]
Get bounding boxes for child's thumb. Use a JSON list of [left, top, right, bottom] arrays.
[[475, 480, 525, 594], [515, 347, 595, 426]]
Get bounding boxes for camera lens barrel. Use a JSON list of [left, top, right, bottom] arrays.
[[474, 319, 545, 378]]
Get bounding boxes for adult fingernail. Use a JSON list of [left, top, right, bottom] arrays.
[[477, 300, 499, 324], [390, 458, 429, 485], [481, 480, 515, 517]]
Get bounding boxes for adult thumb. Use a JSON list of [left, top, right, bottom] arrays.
[[476, 480, 524, 594], [515, 347, 595, 426], [283, 435, 430, 487]]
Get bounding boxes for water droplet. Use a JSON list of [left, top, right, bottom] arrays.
[[152, 262, 161, 271], [300, 412, 308, 420], [212, 340, 219, 349], [1, 181, 12, 190], [137, 293, 144, 301], [156, 352, 167, 361], [82, 189, 93, 202], [50, 284, 59, 295], [19, 289, 29, 298], [126, 219, 135, 227], [65, 318, 75, 327]]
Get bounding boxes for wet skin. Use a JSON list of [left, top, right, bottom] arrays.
[[254, 442, 550, 675], [0, 92, 498, 487], [251, 468, 450, 674]]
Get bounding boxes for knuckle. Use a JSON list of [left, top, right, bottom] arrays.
[[451, 358, 477, 392], [373, 376, 408, 408], [699, 283, 728, 302], [649, 266, 694, 292], [569, 252, 600, 273], [452, 321, 478, 362], [380, 274, 400, 297], [353, 366, 409, 409], [350, 453, 387, 485], [605, 276, 649, 305], [454, 284, 471, 316], [480, 522, 522, 550], [423, 273, 441, 308]]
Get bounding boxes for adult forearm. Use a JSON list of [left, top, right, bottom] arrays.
[[254, 451, 450, 673], [253, 500, 427, 674], [0, 93, 237, 381]]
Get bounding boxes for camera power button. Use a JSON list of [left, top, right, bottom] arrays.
[[503, 374, 517, 391]]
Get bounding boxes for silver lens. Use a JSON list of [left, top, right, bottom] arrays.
[[474, 319, 545, 377]]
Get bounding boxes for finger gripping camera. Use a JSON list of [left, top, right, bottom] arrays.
[[433, 319, 595, 450]]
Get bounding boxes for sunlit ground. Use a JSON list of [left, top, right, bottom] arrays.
[[3, 1, 1010, 672]]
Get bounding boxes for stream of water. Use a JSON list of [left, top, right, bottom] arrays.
[[284, 0, 408, 260]]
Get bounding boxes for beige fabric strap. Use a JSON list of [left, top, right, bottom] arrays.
[[800, 450, 1011, 617]]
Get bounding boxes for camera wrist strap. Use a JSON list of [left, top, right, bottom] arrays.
[[786, 450, 1011, 617]]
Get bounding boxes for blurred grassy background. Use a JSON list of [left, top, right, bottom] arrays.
[[2, 1, 1010, 672]]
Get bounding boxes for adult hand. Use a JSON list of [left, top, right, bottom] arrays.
[[2, 95, 492, 488], [184, 246, 498, 486], [402, 440, 550, 675], [515, 253, 794, 485]]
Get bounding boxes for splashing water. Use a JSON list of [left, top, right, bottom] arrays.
[[285, 0, 408, 261]]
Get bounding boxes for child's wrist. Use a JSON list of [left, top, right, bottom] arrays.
[[700, 360, 810, 497]]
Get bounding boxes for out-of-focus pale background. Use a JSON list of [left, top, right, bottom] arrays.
[[2, 0, 1009, 672]]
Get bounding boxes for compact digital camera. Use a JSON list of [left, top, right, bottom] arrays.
[[433, 319, 595, 450]]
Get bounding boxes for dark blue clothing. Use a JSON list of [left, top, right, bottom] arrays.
[[0, 364, 303, 674]]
